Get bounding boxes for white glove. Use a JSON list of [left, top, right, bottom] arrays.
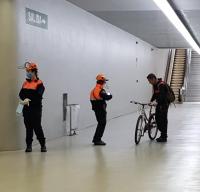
[[149, 101, 157, 106], [20, 98, 31, 106]]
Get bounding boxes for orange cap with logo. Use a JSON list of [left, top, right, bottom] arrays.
[[25, 62, 38, 71], [96, 74, 108, 81]]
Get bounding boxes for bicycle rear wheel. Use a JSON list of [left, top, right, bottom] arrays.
[[135, 115, 144, 144], [148, 114, 158, 140]]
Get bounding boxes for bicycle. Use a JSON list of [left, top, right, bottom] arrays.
[[130, 101, 158, 144]]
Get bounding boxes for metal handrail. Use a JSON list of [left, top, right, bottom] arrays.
[[164, 49, 172, 82], [181, 49, 192, 101], [166, 49, 176, 85]]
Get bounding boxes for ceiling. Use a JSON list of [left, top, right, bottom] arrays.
[[66, 0, 200, 49]]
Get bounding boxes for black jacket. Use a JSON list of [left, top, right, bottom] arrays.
[[19, 79, 45, 111], [151, 79, 169, 105], [91, 89, 112, 111]]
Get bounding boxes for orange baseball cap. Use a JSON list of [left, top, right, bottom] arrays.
[[96, 74, 108, 81]]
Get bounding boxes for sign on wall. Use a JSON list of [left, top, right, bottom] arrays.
[[25, 8, 48, 29]]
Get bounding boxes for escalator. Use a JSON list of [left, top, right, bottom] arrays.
[[166, 49, 187, 103], [185, 51, 200, 102]]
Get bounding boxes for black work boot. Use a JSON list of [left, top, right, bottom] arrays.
[[39, 139, 47, 152], [156, 136, 167, 143], [25, 145, 32, 152], [41, 146, 47, 152], [93, 140, 106, 146]]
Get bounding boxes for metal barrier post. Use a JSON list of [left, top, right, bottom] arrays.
[[65, 104, 80, 136]]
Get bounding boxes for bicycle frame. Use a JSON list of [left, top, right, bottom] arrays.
[[133, 101, 155, 136], [136, 101, 153, 119], [130, 101, 158, 144]]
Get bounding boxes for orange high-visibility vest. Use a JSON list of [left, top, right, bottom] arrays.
[[22, 79, 43, 90], [90, 84, 103, 100]]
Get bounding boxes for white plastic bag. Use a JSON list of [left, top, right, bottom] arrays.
[[16, 103, 24, 114]]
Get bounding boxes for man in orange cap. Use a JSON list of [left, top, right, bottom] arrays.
[[90, 74, 112, 145]]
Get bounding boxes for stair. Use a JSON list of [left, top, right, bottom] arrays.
[[170, 49, 186, 102], [185, 51, 200, 101]]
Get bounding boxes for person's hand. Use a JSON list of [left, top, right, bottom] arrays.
[[149, 101, 157, 106], [20, 98, 31, 106]]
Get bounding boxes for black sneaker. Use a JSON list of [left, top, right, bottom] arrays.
[[156, 137, 167, 142], [93, 140, 106, 146], [25, 146, 32, 152], [41, 146, 47, 152]]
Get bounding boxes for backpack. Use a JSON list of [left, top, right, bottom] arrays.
[[159, 81, 176, 103], [166, 84, 176, 103]]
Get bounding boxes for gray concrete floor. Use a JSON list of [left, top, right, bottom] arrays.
[[1, 103, 200, 192]]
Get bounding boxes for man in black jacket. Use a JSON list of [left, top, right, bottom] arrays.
[[147, 73, 169, 142]]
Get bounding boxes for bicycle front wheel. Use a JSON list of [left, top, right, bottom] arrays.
[[148, 114, 158, 140], [135, 115, 144, 144]]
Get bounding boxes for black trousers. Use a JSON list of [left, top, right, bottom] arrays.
[[93, 109, 107, 142], [155, 104, 169, 139], [23, 109, 46, 147]]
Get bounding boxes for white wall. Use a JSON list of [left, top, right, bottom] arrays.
[[14, 0, 168, 147], [0, 0, 20, 151], [155, 49, 169, 79]]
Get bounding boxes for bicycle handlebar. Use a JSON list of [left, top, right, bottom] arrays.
[[130, 101, 156, 107]]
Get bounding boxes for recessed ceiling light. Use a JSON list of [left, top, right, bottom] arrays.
[[153, 0, 200, 54]]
